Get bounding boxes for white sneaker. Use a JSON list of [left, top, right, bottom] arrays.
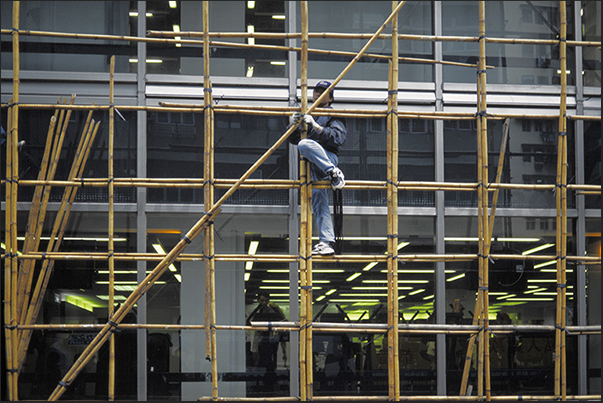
[[329, 167, 345, 190], [311, 241, 335, 255]]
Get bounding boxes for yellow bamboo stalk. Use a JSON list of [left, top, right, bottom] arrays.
[[387, 3, 400, 397], [15, 110, 60, 324], [17, 116, 101, 372], [299, 3, 310, 399], [555, 2, 568, 400], [477, 3, 492, 399], [4, 101, 17, 402], [107, 55, 117, 401], [8, 6, 21, 398]]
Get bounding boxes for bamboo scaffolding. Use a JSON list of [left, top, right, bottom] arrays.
[[2, 1, 600, 401]]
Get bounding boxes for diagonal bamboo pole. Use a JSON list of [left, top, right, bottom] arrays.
[[17, 115, 101, 371], [15, 109, 61, 325]]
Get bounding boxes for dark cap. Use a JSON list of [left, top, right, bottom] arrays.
[[314, 80, 334, 102]]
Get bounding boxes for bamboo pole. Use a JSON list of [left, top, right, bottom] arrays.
[[15, 109, 60, 324], [16, 115, 101, 371], [298, 3, 310, 399], [4, 101, 17, 402], [387, 3, 400, 397], [7, 251, 599, 265], [107, 55, 117, 401], [202, 3, 219, 398], [7, 27, 599, 49], [7, 5, 21, 398], [555, 2, 568, 400], [3, 101, 601, 124]]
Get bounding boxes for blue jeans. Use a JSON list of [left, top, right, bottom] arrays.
[[297, 139, 339, 244]]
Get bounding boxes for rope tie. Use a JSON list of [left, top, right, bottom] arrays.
[[300, 285, 312, 290], [59, 380, 69, 388], [203, 104, 214, 111], [386, 179, 398, 187], [386, 110, 399, 117], [475, 110, 488, 117], [387, 90, 398, 95], [181, 235, 192, 244], [203, 254, 214, 260]]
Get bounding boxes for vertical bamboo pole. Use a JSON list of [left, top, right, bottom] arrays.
[[555, 2, 568, 400], [7, 2, 21, 398], [4, 101, 17, 402], [299, 2, 311, 399], [459, 118, 509, 396], [108, 55, 116, 401], [202, 2, 219, 398], [387, 2, 400, 399], [477, 2, 491, 399]]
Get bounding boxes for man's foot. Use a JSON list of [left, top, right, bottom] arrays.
[[311, 241, 335, 255], [329, 167, 345, 190]]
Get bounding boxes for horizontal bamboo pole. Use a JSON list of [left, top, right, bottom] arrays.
[[15, 322, 601, 335], [3, 28, 599, 48], [6, 177, 601, 195], [8, 251, 600, 265], [2, 102, 600, 126]]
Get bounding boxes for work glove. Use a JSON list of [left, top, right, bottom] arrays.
[[289, 112, 303, 126], [303, 114, 322, 133]]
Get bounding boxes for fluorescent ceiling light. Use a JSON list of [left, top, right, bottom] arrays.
[[534, 260, 557, 269], [363, 262, 378, 271], [496, 294, 516, 300], [169, 1, 177, 8], [408, 289, 425, 296], [446, 273, 466, 282], [246, 66, 254, 78], [272, 15, 286, 20], [346, 273, 362, 282], [247, 1, 255, 9], [270, 61, 286, 66], [248, 240, 259, 255], [522, 243, 555, 255], [247, 25, 255, 46], [152, 244, 177, 272], [325, 289, 337, 295]]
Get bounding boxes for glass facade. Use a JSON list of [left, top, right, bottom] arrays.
[[1, 1, 600, 401]]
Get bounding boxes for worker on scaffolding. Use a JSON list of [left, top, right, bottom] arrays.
[[288, 80, 347, 256]]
